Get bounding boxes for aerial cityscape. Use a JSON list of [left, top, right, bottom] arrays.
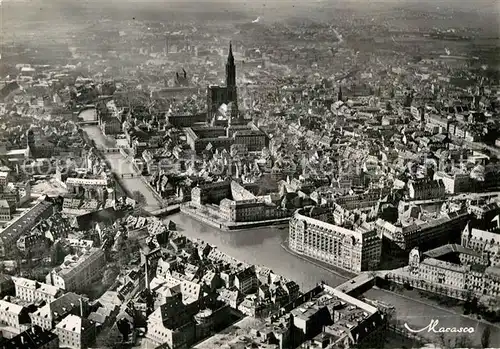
[[0, 0, 499, 348]]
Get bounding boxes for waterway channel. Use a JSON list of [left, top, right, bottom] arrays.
[[168, 213, 500, 346], [79, 119, 498, 346], [81, 124, 162, 210]]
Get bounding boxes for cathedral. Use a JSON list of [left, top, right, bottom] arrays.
[[185, 42, 267, 154], [206, 43, 242, 124]]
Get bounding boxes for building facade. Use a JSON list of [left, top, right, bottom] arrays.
[[376, 209, 470, 252], [12, 277, 62, 304], [65, 177, 111, 201], [206, 43, 237, 122], [400, 247, 500, 300], [462, 226, 500, 267], [30, 292, 86, 330], [55, 314, 96, 349], [408, 248, 468, 290], [0, 199, 54, 257], [289, 209, 382, 272], [408, 179, 446, 200], [46, 248, 106, 292], [0, 300, 30, 334], [219, 198, 287, 223], [101, 117, 122, 136], [0, 199, 14, 221], [185, 43, 267, 154], [191, 181, 231, 206], [1, 325, 59, 349], [434, 172, 471, 194]]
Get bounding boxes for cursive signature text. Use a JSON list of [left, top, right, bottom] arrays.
[[404, 319, 475, 334]]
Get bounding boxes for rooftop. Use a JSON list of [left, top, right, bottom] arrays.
[[0, 200, 53, 243], [294, 208, 372, 241], [0, 325, 58, 349], [12, 276, 61, 297], [423, 244, 481, 259], [421, 258, 469, 273], [55, 314, 94, 335], [0, 299, 24, 315], [31, 292, 84, 322], [51, 248, 104, 279]]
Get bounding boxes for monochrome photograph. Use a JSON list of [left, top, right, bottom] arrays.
[[0, 0, 499, 348]]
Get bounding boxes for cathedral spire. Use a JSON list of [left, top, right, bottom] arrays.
[[226, 41, 236, 92], [228, 41, 234, 63]]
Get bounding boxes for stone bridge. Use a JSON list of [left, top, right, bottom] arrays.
[[121, 173, 139, 178], [99, 147, 122, 154], [77, 120, 99, 125]]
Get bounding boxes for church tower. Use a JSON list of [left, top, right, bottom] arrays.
[[226, 42, 237, 102], [27, 129, 35, 157], [206, 42, 238, 123]]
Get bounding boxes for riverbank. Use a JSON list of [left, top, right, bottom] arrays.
[[168, 212, 500, 346], [82, 126, 162, 210], [281, 237, 500, 338], [180, 203, 290, 231], [140, 175, 166, 207]]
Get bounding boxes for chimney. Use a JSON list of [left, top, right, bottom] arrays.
[[145, 258, 150, 292], [79, 298, 84, 318]]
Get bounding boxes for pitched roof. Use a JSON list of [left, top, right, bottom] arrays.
[[0, 299, 23, 315], [12, 277, 61, 297], [0, 325, 57, 349], [31, 292, 83, 322], [56, 314, 94, 334]]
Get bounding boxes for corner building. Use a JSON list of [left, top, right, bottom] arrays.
[[289, 209, 382, 272]]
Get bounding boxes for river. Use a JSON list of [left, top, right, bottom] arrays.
[[168, 213, 500, 347], [80, 122, 498, 346], [81, 125, 162, 210]]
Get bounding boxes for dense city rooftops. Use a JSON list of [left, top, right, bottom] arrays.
[[0, 326, 58, 349]]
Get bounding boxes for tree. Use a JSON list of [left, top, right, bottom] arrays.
[[117, 318, 131, 342], [385, 101, 393, 111], [132, 191, 147, 205], [102, 267, 119, 288], [470, 297, 479, 314], [437, 333, 447, 348], [95, 327, 121, 349], [116, 238, 140, 267], [50, 243, 65, 266], [454, 334, 472, 348], [481, 326, 491, 348]]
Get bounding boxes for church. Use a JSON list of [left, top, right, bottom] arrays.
[[185, 43, 267, 154], [206, 42, 238, 123]]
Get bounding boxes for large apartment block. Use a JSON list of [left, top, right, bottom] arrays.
[[46, 248, 106, 292], [0, 199, 54, 256], [289, 208, 382, 272], [12, 276, 62, 304]]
